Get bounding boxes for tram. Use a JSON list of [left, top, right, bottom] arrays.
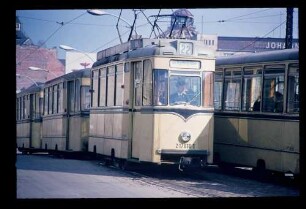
[[88, 38, 215, 169], [40, 69, 91, 153], [214, 48, 299, 176], [16, 83, 44, 153]]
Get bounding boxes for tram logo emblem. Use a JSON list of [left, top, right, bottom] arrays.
[[180, 131, 191, 143]]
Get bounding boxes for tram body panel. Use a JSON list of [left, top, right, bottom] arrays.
[[17, 122, 30, 148], [155, 112, 214, 164], [215, 116, 299, 174]]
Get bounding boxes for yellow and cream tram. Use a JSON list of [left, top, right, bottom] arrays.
[[16, 83, 44, 153], [88, 38, 215, 169], [41, 69, 91, 153], [214, 48, 299, 176]]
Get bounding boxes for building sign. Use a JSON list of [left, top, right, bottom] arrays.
[[264, 42, 299, 49]]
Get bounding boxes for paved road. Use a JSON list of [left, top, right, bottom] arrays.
[[17, 154, 195, 198]]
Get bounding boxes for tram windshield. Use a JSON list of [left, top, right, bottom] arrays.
[[169, 75, 201, 106]]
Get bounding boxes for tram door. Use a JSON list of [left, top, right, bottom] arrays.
[[131, 61, 142, 159]]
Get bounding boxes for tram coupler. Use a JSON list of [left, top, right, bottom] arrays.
[[178, 156, 203, 171]]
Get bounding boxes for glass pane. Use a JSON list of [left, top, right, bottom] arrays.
[[75, 80, 80, 111], [203, 71, 214, 108], [115, 64, 124, 106], [262, 67, 284, 113], [153, 70, 168, 106], [107, 66, 115, 106], [287, 65, 299, 113], [169, 75, 201, 106], [143, 60, 152, 106], [134, 62, 143, 106], [81, 86, 91, 110], [99, 68, 106, 107], [92, 70, 99, 107], [214, 71, 223, 110], [242, 76, 262, 112]]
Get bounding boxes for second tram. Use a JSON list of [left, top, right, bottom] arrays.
[[214, 48, 299, 176]]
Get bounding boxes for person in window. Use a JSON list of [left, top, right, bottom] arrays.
[[253, 96, 261, 111], [274, 91, 283, 113], [170, 79, 191, 104]]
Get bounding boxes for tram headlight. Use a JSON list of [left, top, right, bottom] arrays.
[[180, 131, 191, 143]]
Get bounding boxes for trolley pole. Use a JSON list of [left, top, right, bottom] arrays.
[[285, 8, 293, 49]]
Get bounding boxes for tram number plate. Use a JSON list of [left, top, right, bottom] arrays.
[[176, 143, 195, 149]]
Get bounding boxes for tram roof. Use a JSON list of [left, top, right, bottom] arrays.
[[17, 82, 45, 96], [43, 68, 91, 86], [93, 38, 215, 67], [216, 48, 299, 66]]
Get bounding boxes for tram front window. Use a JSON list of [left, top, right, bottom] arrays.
[[169, 75, 201, 106]]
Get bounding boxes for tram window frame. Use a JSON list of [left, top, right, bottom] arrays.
[[214, 70, 223, 110], [57, 83, 63, 113], [134, 61, 143, 106], [115, 64, 124, 106], [241, 67, 262, 112], [44, 88, 48, 115], [223, 68, 241, 111], [143, 59, 153, 106], [262, 65, 285, 113], [75, 79, 80, 112], [287, 63, 299, 113], [107, 66, 116, 107], [48, 87, 53, 115], [99, 68, 106, 107], [81, 86, 91, 110], [203, 71, 214, 108], [53, 85, 58, 114], [91, 70, 99, 108], [153, 69, 168, 106], [68, 81, 75, 113]]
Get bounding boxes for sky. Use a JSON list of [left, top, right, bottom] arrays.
[[16, 8, 299, 60]]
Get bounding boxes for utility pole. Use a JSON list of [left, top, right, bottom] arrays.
[[285, 8, 293, 49]]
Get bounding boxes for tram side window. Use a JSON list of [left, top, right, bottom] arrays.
[[223, 68, 241, 111], [44, 88, 48, 115], [214, 71, 223, 110], [143, 60, 153, 106], [48, 87, 53, 115], [99, 68, 106, 107], [35, 92, 41, 118], [287, 64, 299, 113], [203, 71, 214, 108], [242, 67, 262, 112], [16, 98, 19, 120], [57, 83, 63, 113], [68, 81, 75, 113], [91, 70, 99, 108], [107, 66, 115, 107], [53, 85, 58, 114], [115, 64, 124, 106], [134, 61, 143, 106], [262, 66, 285, 113], [81, 86, 91, 110], [75, 79, 80, 112], [153, 69, 168, 106]]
